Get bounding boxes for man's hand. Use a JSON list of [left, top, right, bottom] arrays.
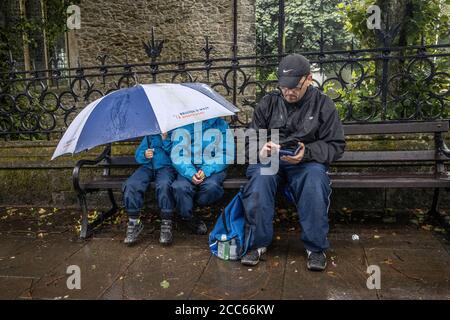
[[161, 132, 168, 140], [280, 142, 305, 164], [259, 141, 281, 159], [192, 170, 205, 185], [144, 148, 154, 159]]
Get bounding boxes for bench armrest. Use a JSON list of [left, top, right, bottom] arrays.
[[73, 145, 112, 194], [437, 135, 450, 158]]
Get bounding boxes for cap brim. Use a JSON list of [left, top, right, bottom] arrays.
[[278, 76, 301, 88]]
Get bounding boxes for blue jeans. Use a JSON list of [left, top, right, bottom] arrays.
[[122, 166, 177, 219], [242, 162, 332, 252], [171, 171, 226, 219]]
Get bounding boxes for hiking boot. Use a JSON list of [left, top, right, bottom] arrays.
[[123, 219, 144, 246], [306, 250, 327, 271], [240, 247, 267, 266], [159, 219, 173, 245], [181, 216, 208, 235]]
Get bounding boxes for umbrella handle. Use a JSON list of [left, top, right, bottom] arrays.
[[146, 136, 151, 149]]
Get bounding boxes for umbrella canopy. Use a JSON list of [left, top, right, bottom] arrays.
[[51, 83, 239, 160]]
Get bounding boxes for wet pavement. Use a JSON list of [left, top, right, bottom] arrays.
[[0, 207, 449, 300]]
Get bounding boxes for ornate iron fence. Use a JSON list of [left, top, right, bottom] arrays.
[[0, 26, 449, 141]]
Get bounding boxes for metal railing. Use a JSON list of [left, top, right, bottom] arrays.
[[0, 26, 449, 140]]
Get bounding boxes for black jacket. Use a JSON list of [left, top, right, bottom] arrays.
[[249, 86, 346, 165]]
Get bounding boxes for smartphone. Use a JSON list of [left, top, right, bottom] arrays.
[[279, 144, 303, 157]]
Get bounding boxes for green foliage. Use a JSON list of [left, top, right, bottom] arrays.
[[338, 0, 450, 47], [256, 0, 355, 55], [0, 0, 80, 75]]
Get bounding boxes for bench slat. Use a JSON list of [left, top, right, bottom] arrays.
[[102, 150, 447, 167], [80, 173, 450, 190], [342, 121, 449, 135], [337, 150, 446, 162]]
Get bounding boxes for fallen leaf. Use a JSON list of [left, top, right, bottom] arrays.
[[176, 292, 184, 297], [160, 280, 170, 289], [374, 235, 380, 239], [382, 258, 393, 265], [327, 271, 337, 277], [38, 208, 46, 214]]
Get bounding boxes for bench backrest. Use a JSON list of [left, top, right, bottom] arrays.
[[338, 121, 448, 163], [103, 121, 449, 167]]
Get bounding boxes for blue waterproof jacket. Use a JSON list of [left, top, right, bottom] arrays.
[[169, 118, 234, 180], [135, 134, 172, 170]]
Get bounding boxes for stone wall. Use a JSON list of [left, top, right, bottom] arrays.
[[74, 0, 256, 66], [68, 0, 258, 121]]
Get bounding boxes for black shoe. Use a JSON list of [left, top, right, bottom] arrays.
[[240, 247, 267, 266], [306, 250, 327, 271], [181, 216, 207, 235], [159, 219, 173, 245], [124, 219, 144, 246]]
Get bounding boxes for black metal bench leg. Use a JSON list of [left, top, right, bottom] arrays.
[[429, 188, 440, 218], [107, 189, 118, 211], [78, 193, 90, 239], [83, 189, 119, 236], [78, 189, 119, 240], [429, 188, 450, 237]]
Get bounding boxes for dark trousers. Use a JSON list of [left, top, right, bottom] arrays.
[[171, 171, 226, 219], [242, 162, 332, 252], [122, 166, 177, 219]]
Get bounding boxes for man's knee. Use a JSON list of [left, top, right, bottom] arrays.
[[246, 172, 279, 194], [302, 164, 329, 185]]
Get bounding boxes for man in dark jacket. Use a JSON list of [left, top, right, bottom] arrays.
[[241, 54, 346, 271]]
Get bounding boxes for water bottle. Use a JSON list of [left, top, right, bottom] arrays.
[[229, 238, 238, 260], [218, 234, 230, 260]]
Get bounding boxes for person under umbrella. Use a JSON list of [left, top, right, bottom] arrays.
[[168, 117, 234, 236], [122, 132, 177, 246]]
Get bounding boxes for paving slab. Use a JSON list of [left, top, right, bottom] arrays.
[[0, 277, 35, 299], [190, 233, 289, 300], [365, 247, 450, 300], [282, 233, 378, 300], [0, 234, 85, 279], [102, 244, 210, 299], [20, 237, 146, 299]]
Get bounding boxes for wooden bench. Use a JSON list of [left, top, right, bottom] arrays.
[[73, 120, 450, 239]]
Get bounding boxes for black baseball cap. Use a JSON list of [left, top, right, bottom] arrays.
[[277, 54, 311, 88]]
